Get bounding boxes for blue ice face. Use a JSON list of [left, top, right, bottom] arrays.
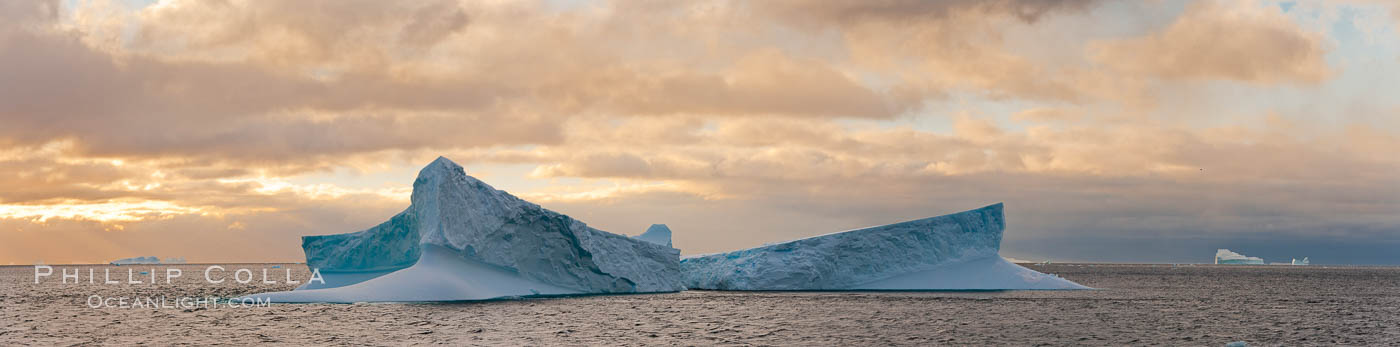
[[302, 211, 421, 273]]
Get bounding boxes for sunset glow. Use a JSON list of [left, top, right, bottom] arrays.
[[1, 0, 1397, 264]]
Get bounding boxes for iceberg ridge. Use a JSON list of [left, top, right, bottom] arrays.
[[680, 203, 1088, 290]]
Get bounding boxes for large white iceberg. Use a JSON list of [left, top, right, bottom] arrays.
[[243, 157, 684, 303], [680, 203, 1088, 290], [1215, 249, 1264, 265]]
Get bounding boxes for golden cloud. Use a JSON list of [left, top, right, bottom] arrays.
[[1091, 0, 1332, 85]]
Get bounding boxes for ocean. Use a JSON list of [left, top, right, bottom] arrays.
[[3, 263, 1397, 345]]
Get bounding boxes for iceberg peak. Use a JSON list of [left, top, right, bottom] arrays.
[[413, 156, 483, 195], [426, 155, 460, 170]]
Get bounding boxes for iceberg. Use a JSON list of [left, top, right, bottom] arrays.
[[680, 203, 1088, 290], [635, 224, 672, 247], [1215, 249, 1264, 265], [242, 157, 684, 303], [109, 256, 161, 265], [1291, 257, 1309, 265]]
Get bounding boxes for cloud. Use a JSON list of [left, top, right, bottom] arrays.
[[0, 0, 1122, 179], [0, 0, 1119, 165], [606, 50, 904, 118], [488, 112, 1399, 259], [1013, 107, 1081, 123], [756, 0, 1099, 26], [0, 21, 560, 163], [0, 0, 58, 26], [1091, 0, 1332, 85]]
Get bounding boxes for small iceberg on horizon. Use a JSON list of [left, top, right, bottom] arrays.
[[110, 256, 184, 265], [635, 224, 673, 247], [241, 157, 684, 303], [680, 203, 1089, 291], [110, 256, 159, 265], [1215, 249, 1264, 265]]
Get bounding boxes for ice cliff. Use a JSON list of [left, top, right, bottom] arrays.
[[1215, 249, 1264, 265], [243, 157, 684, 303], [680, 203, 1088, 290]]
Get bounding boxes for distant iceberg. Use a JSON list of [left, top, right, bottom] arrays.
[[635, 224, 672, 247], [680, 203, 1089, 290], [1291, 257, 1309, 265], [110, 256, 161, 265], [1215, 249, 1264, 265], [242, 157, 684, 303]]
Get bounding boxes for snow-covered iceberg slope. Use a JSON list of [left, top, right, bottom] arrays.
[[243, 157, 684, 303], [680, 203, 1088, 290]]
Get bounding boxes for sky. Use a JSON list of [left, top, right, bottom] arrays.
[[0, 0, 1397, 265]]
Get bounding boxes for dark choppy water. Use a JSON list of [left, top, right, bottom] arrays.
[[3, 263, 1398, 346]]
